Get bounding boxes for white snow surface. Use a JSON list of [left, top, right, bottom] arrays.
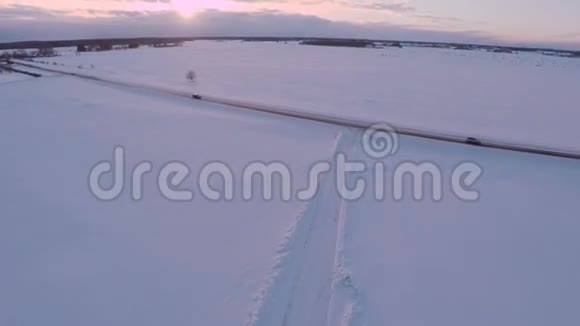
[[0, 75, 342, 325], [37, 41, 580, 151], [1, 42, 580, 326], [342, 135, 580, 326], [0, 71, 31, 84]]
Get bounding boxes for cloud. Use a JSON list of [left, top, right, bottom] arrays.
[[109, 0, 171, 2], [0, 6, 486, 42], [413, 14, 462, 23], [0, 4, 70, 19], [232, 0, 288, 3], [0, 5, 578, 49], [340, 1, 415, 13]]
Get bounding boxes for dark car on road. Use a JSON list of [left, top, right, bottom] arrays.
[[466, 137, 483, 146]]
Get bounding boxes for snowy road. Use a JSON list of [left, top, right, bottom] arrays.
[[13, 60, 580, 160], [249, 130, 360, 326]]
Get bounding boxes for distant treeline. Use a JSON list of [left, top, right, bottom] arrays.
[[301, 39, 372, 48], [301, 39, 402, 48], [0, 37, 297, 50], [0, 37, 194, 50], [1, 47, 58, 59], [1, 36, 579, 58]]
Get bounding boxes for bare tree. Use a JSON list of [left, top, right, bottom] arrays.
[[35, 47, 57, 57], [186, 70, 197, 82], [13, 49, 29, 59]]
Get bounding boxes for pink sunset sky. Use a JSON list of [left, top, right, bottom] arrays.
[[1, 0, 579, 48]]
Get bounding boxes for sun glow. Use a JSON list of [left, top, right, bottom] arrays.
[[171, 0, 232, 18], [172, 0, 199, 17]]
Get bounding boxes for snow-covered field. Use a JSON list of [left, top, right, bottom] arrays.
[[0, 71, 31, 84], [38, 41, 580, 151], [1, 42, 580, 326]]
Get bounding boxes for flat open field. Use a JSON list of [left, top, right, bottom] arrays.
[[42, 41, 580, 151], [2, 42, 580, 326]]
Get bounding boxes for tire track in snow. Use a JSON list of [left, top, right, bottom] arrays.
[[16, 60, 368, 325], [247, 129, 360, 326], [326, 132, 367, 326]]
